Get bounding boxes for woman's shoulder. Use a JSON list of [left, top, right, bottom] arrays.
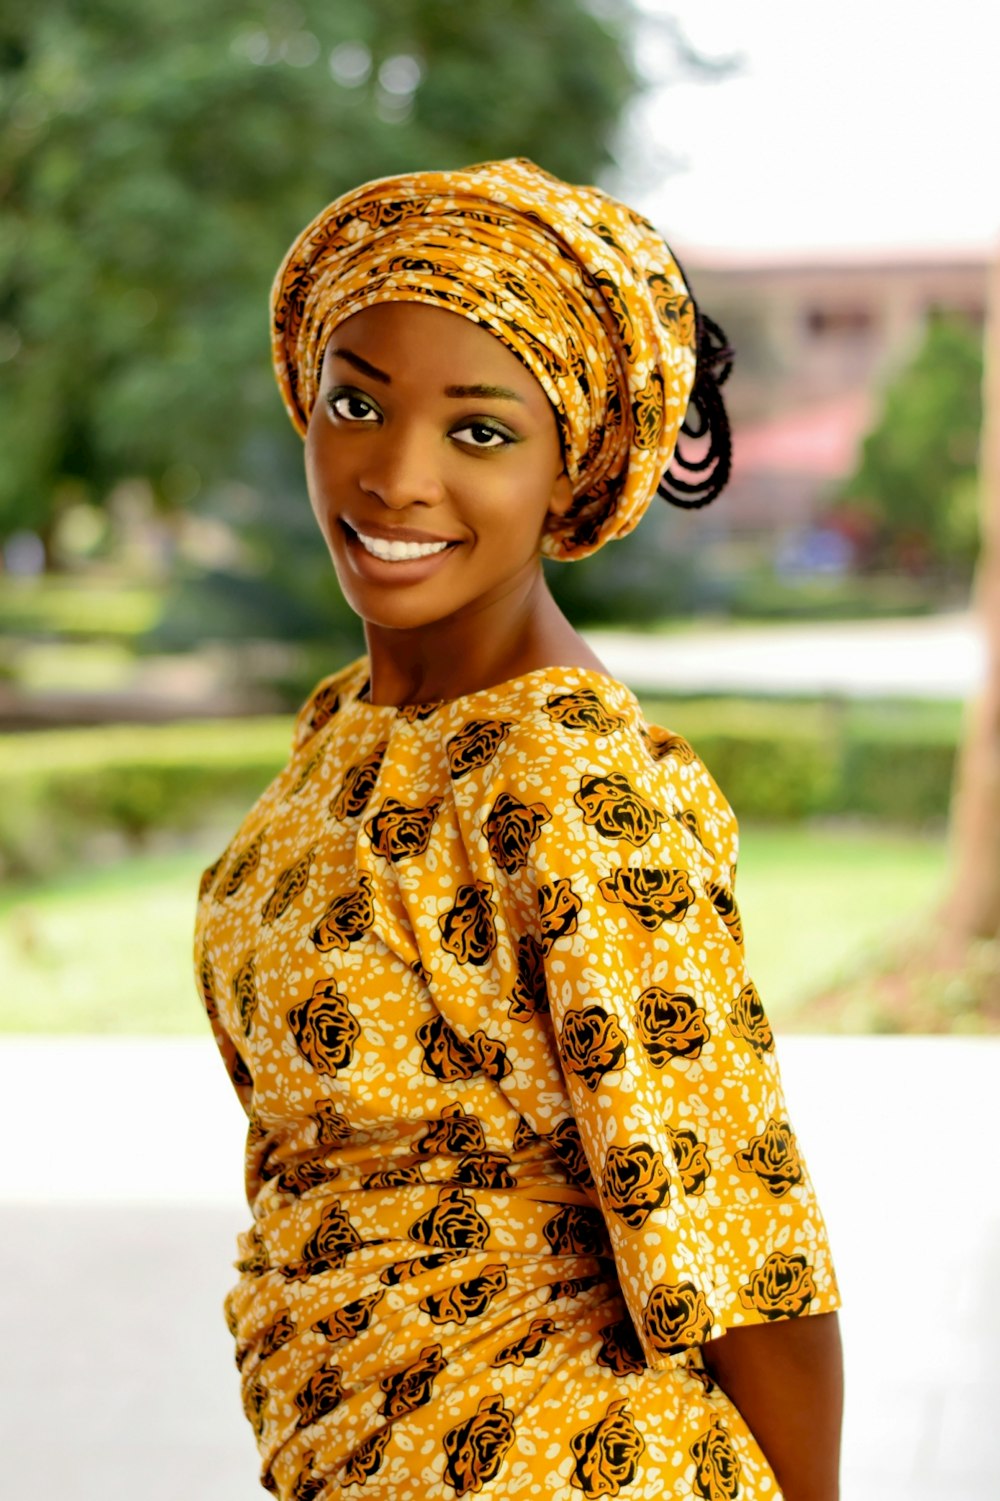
[[291, 656, 369, 749], [434, 664, 641, 758], [438, 663, 705, 792], [447, 666, 738, 872]]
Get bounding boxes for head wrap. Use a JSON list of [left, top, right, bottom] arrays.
[[271, 157, 727, 560]]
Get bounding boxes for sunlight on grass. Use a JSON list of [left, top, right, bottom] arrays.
[[8, 640, 140, 692], [737, 825, 948, 1021], [0, 843, 223, 1034], [0, 577, 164, 637], [0, 825, 948, 1035]]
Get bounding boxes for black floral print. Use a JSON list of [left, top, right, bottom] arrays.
[[195, 658, 838, 1500]]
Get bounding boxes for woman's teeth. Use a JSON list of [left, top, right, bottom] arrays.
[[354, 530, 452, 562]]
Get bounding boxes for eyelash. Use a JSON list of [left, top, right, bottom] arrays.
[[327, 391, 380, 423], [451, 421, 514, 450], [325, 389, 516, 450]]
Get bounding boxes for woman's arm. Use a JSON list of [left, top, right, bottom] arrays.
[[701, 1310, 843, 1501]]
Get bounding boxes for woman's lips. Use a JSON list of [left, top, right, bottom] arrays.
[[339, 519, 462, 581], [343, 518, 461, 546]]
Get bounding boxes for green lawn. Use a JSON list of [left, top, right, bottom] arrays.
[[735, 824, 947, 1020], [0, 825, 948, 1035], [0, 842, 220, 1034]]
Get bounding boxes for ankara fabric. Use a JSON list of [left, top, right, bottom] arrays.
[[195, 660, 839, 1499], [270, 157, 698, 560]]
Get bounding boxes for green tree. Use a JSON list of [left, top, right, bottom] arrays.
[[837, 311, 983, 575], [0, 0, 636, 546]]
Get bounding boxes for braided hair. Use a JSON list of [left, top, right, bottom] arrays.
[[658, 244, 734, 510]]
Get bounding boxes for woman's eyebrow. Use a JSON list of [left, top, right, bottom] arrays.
[[329, 347, 391, 383], [326, 353, 522, 405], [444, 383, 525, 403]]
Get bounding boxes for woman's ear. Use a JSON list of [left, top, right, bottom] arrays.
[[548, 470, 574, 518]]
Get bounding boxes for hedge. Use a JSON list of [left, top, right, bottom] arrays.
[[0, 718, 291, 881], [0, 698, 960, 882], [640, 696, 960, 826]]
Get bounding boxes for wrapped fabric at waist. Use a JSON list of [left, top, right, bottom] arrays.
[[241, 1180, 610, 1282], [226, 1189, 628, 1487]]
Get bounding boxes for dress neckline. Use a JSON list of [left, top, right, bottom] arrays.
[[347, 656, 630, 714]]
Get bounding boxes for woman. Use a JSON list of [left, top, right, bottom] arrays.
[[195, 158, 842, 1501]]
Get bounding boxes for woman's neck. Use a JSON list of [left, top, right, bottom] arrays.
[[361, 574, 605, 707]]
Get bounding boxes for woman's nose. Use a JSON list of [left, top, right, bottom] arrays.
[[358, 426, 445, 510]]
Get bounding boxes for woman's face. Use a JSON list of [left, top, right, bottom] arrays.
[[304, 302, 572, 633]]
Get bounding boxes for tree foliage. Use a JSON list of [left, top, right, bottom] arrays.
[[838, 311, 984, 574], [0, 0, 636, 541]]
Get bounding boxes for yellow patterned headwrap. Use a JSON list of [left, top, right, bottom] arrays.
[[271, 157, 701, 560]]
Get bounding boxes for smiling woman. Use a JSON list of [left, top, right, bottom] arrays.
[[195, 158, 842, 1501], [304, 302, 576, 692]]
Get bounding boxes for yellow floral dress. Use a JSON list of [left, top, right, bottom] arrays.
[[194, 657, 839, 1501]]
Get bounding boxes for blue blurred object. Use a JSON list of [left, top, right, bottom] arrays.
[[777, 526, 854, 577]]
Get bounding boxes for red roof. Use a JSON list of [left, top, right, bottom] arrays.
[[732, 393, 873, 479]]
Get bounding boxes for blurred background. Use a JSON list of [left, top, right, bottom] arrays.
[[1, 3, 999, 1497], [2, 0, 997, 1035]]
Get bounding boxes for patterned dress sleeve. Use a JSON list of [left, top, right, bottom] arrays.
[[447, 692, 840, 1372], [192, 662, 364, 1116], [194, 862, 255, 1116], [290, 663, 361, 751]]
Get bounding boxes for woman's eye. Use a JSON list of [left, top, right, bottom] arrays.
[[328, 391, 380, 422], [452, 422, 512, 449]]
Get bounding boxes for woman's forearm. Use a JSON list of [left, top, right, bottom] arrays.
[[701, 1310, 843, 1501]]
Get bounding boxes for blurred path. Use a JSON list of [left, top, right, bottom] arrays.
[[0, 614, 984, 729], [586, 611, 984, 699], [2, 1035, 998, 1500]]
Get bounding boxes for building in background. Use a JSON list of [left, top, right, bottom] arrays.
[[688, 249, 988, 539]]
